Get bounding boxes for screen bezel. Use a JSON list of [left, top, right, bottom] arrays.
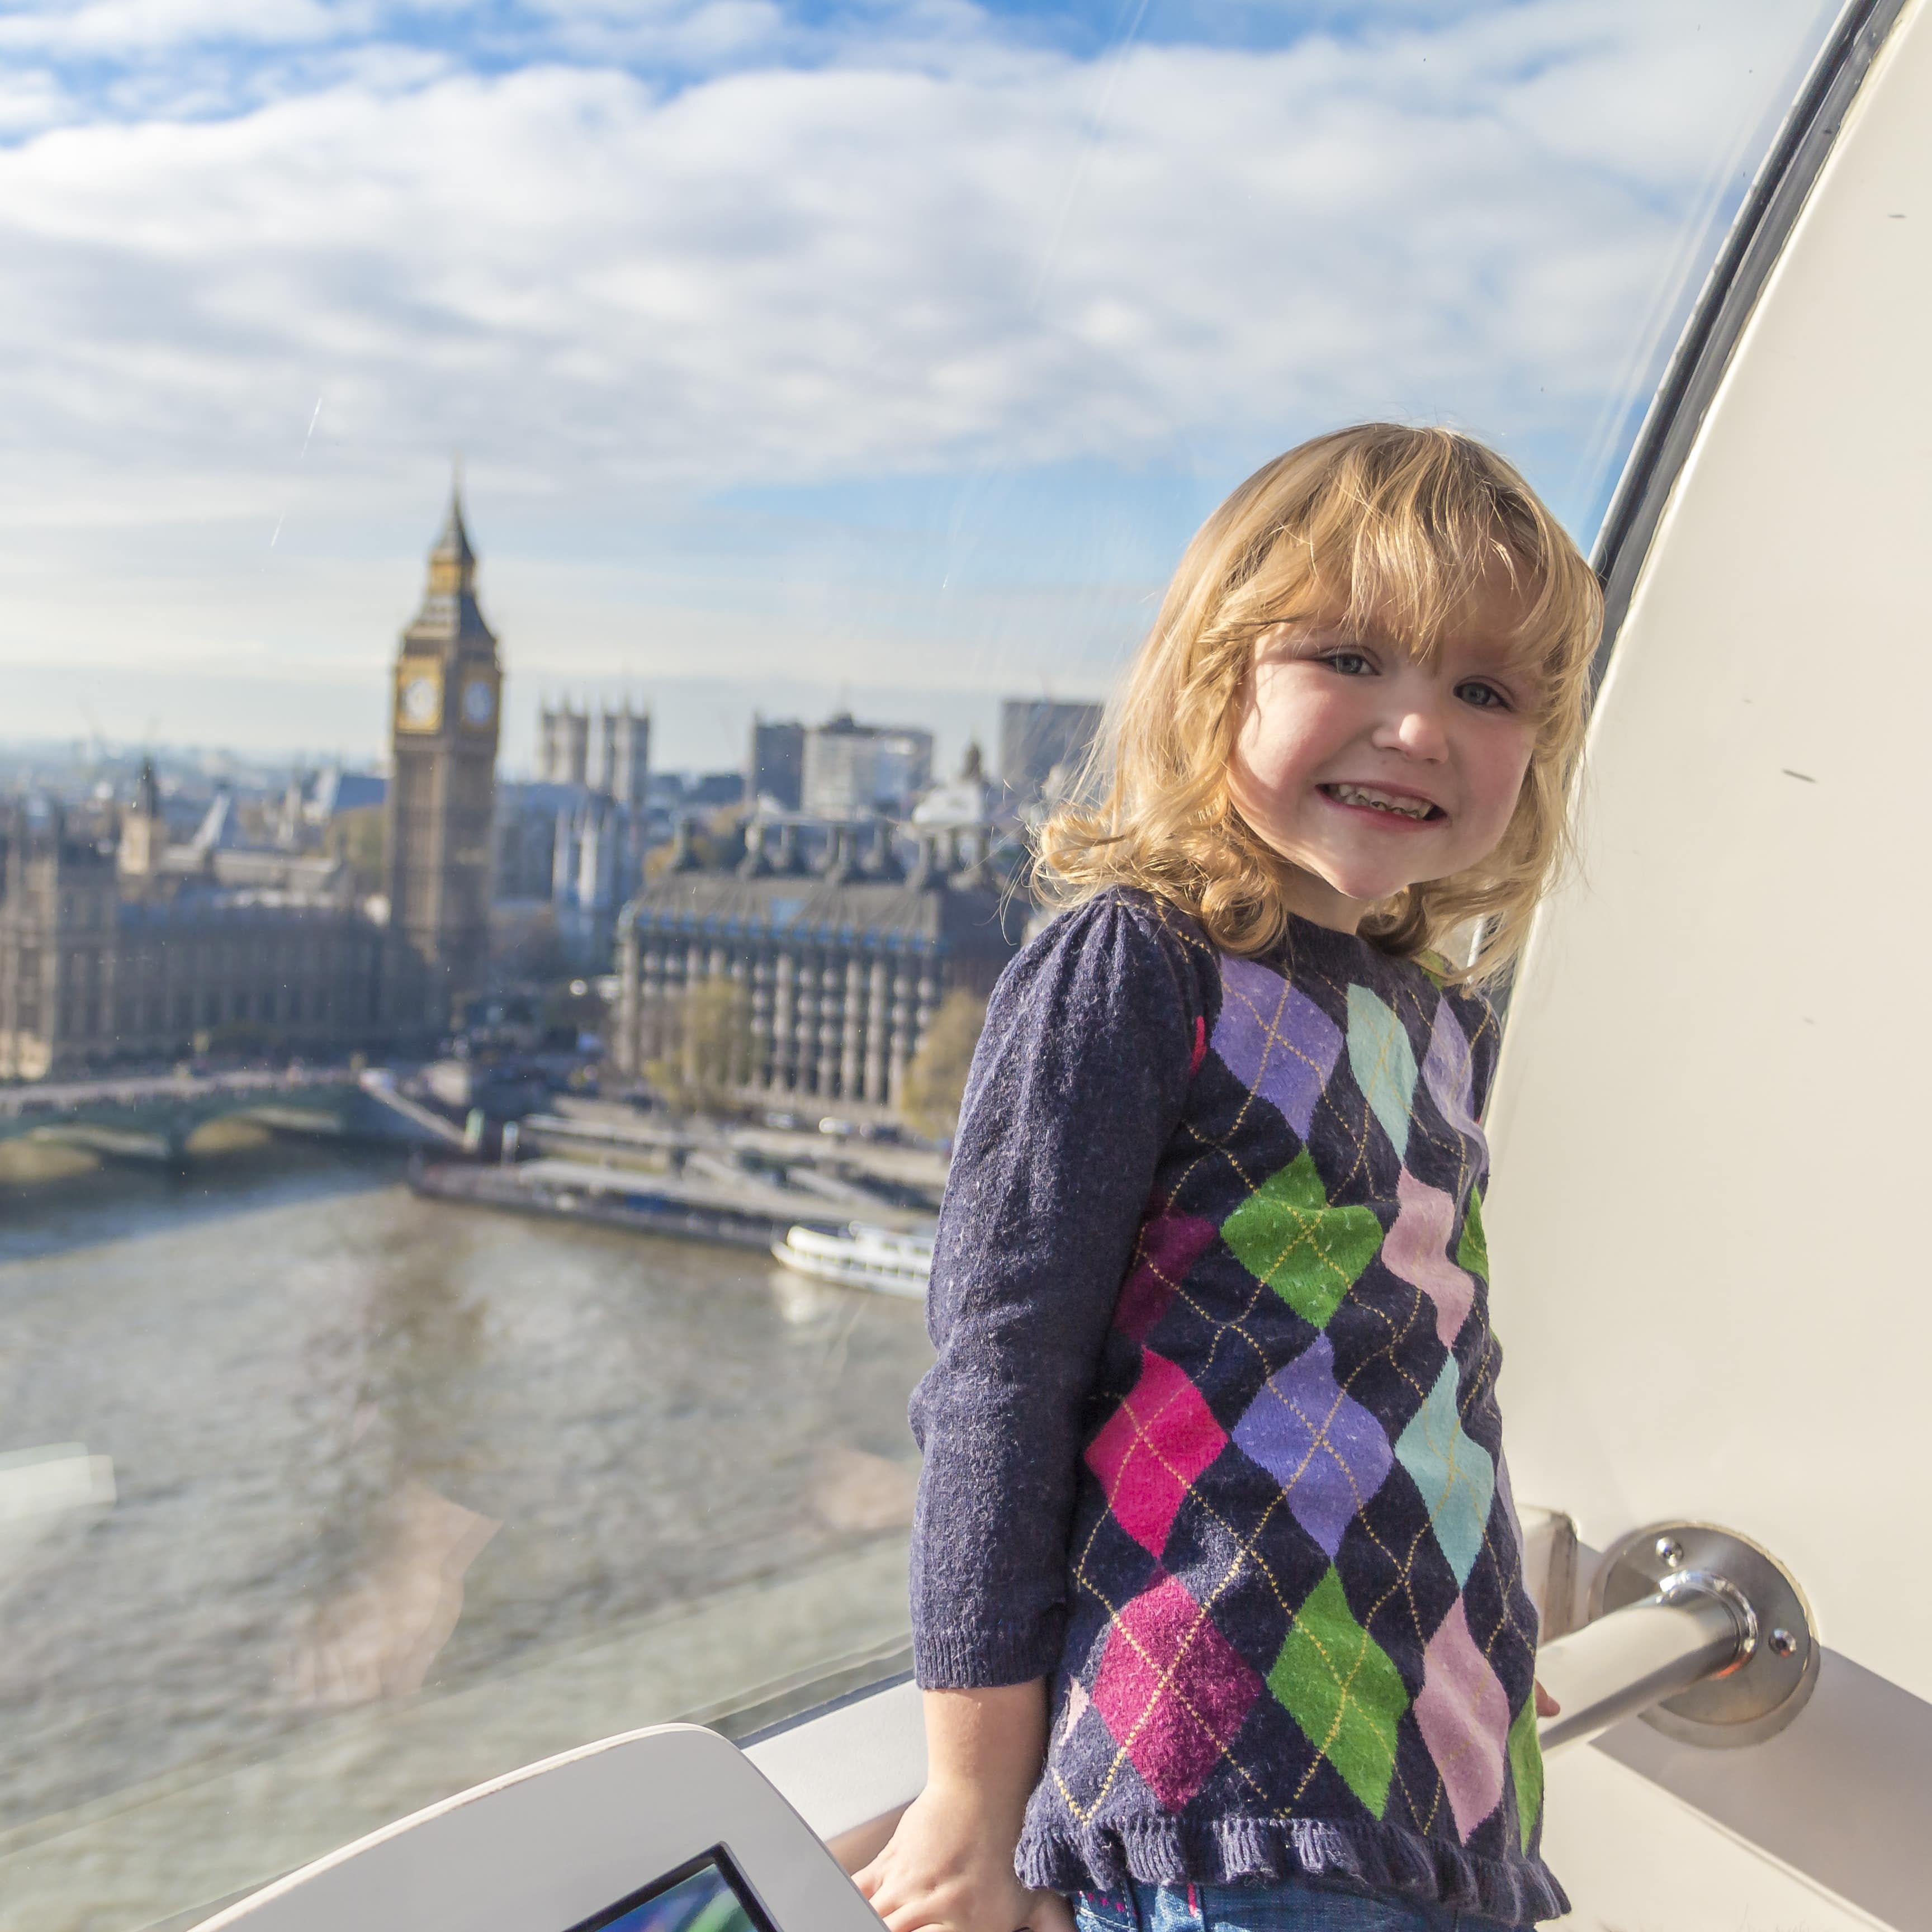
[[563, 1843, 780, 1932]]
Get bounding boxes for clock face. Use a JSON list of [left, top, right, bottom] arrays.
[[461, 677, 496, 727], [398, 669, 441, 731]]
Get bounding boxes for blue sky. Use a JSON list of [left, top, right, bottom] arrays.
[[0, 0, 1840, 770]]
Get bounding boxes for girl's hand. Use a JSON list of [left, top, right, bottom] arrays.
[[1535, 1679, 1560, 1719], [854, 1783, 1074, 1932]]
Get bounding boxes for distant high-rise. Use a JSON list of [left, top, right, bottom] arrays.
[[1000, 698, 1103, 801], [748, 717, 806, 812], [801, 714, 933, 820], [385, 483, 502, 1023]]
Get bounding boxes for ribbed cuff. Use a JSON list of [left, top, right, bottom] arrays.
[[913, 1609, 1064, 1689]]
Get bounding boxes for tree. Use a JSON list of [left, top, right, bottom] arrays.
[[646, 974, 754, 1115], [898, 988, 986, 1139]]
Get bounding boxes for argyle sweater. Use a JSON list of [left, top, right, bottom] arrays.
[[909, 888, 1565, 1925]]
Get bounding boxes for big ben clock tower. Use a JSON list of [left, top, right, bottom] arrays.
[[384, 481, 501, 1027]]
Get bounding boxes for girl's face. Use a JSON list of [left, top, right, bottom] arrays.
[[1227, 584, 1540, 933]]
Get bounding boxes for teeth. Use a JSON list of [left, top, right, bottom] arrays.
[[1327, 783, 1435, 820]]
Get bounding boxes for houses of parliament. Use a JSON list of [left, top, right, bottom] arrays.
[[0, 490, 504, 1081]]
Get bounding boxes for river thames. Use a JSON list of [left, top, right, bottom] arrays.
[[0, 1136, 934, 1932]]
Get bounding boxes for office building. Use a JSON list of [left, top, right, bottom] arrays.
[[747, 718, 806, 812], [999, 698, 1103, 802], [801, 714, 933, 820]]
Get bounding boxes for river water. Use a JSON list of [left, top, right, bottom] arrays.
[[0, 1140, 935, 1932]]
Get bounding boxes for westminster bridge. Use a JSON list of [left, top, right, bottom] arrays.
[[0, 1065, 461, 1166]]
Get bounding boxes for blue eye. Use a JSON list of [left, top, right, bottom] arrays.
[[1455, 680, 1508, 710], [1325, 651, 1374, 676]]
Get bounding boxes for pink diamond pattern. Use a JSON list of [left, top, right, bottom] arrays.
[[1381, 1168, 1476, 1348], [1085, 1348, 1229, 1557], [1414, 1596, 1511, 1841], [1092, 1571, 1261, 1810], [1113, 1211, 1219, 1344]]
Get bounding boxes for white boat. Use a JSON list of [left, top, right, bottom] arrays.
[[770, 1223, 933, 1298]]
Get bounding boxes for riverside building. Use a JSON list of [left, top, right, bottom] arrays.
[[0, 788, 395, 1081], [609, 814, 1021, 1109]]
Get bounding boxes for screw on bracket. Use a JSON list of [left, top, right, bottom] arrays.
[[1655, 1536, 1685, 1569]]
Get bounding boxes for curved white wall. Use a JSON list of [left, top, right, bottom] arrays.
[[1488, 0, 1930, 1723]]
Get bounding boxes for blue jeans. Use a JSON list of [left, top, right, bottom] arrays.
[[1072, 1879, 1525, 1932]]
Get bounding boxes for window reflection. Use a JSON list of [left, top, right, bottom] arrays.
[[0, 1, 1852, 1925]]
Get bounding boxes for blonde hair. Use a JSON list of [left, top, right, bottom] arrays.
[[1034, 423, 1602, 983]]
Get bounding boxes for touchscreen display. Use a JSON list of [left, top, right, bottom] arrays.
[[566, 1848, 774, 1932]]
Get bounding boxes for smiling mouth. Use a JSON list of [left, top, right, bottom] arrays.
[[1319, 783, 1445, 822]]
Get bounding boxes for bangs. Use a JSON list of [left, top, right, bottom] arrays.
[[1225, 428, 1599, 717]]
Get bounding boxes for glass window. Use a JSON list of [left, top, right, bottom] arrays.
[[0, 2, 1850, 1926]]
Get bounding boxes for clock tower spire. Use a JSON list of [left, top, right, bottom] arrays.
[[384, 475, 502, 1026]]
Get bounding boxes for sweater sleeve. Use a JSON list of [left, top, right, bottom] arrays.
[[908, 891, 1202, 1688]]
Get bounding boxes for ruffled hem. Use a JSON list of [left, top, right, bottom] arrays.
[[1016, 1813, 1570, 1925]]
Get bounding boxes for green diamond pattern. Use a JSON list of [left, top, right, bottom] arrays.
[[1507, 1696, 1543, 1850], [1456, 1186, 1488, 1280], [1268, 1565, 1408, 1818], [1221, 1149, 1384, 1330]]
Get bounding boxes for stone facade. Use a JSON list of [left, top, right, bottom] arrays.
[[0, 803, 395, 1081], [610, 825, 1021, 1108]]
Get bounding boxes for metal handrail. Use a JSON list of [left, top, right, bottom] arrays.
[[1537, 1575, 1750, 1752], [1534, 1522, 1817, 1753]]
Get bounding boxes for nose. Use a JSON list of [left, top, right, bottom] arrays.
[[1372, 698, 1449, 762]]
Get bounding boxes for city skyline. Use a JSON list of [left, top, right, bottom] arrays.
[[0, 670, 1062, 789], [0, 1, 1841, 761]]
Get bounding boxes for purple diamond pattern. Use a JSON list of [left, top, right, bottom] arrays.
[[1414, 1596, 1511, 1841], [1424, 998, 1479, 1141], [1211, 955, 1343, 1140], [1232, 1333, 1393, 1558]]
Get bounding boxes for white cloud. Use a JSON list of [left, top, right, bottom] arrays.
[[0, 0, 1843, 746], [0, 0, 362, 57]]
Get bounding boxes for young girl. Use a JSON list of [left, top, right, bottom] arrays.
[[856, 424, 1599, 1932]]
